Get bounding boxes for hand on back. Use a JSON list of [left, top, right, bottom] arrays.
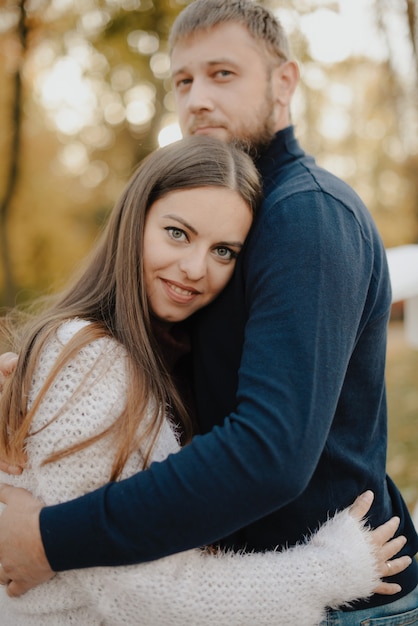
[[0, 352, 23, 475], [349, 491, 411, 595]]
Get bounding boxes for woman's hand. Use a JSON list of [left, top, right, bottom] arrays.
[[349, 490, 411, 595], [0, 352, 23, 476], [0, 352, 18, 388]]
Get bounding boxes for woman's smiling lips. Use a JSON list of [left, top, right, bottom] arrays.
[[161, 278, 201, 303]]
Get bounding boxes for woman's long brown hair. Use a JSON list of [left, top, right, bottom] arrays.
[[0, 136, 261, 480]]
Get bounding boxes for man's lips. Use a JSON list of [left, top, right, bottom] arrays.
[[189, 121, 225, 135], [193, 126, 219, 134]]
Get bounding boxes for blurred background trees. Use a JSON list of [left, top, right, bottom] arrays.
[[1, 0, 417, 304], [0, 0, 184, 303]]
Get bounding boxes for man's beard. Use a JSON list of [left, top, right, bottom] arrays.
[[230, 121, 275, 159], [229, 89, 276, 159], [187, 83, 277, 158]]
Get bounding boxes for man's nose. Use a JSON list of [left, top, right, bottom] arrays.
[[186, 78, 214, 113]]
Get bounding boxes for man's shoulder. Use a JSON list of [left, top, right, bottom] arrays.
[[265, 158, 359, 207]]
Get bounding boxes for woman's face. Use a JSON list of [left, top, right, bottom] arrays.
[[143, 186, 253, 323]]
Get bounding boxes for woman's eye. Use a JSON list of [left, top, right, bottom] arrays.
[[214, 247, 237, 261], [166, 227, 187, 241]]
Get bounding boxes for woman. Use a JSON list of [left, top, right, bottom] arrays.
[[0, 137, 408, 625]]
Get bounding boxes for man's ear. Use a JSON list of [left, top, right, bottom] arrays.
[[271, 60, 299, 107]]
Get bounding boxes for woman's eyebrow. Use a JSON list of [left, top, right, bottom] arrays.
[[162, 214, 245, 248], [162, 214, 198, 235], [221, 240, 245, 249]]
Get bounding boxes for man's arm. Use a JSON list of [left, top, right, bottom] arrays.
[[0, 486, 412, 602], [2, 197, 398, 572], [1, 197, 415, 583]]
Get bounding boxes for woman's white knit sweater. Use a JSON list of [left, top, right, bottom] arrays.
[[0, 319, 380, 626]]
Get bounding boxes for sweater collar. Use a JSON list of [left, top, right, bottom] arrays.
[[255, 125, 304, 196]]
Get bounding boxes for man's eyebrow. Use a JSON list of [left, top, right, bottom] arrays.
[[162, 214, 198, 235], [207, 58, 237, 66], [172, 58, 238, 76]]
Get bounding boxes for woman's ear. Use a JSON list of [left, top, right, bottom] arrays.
[[271, 60, 300, 107]]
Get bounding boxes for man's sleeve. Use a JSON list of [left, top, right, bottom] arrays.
[[41, 194, 368, 571]]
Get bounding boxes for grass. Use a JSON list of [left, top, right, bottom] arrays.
[[386, 321, 418, 517]]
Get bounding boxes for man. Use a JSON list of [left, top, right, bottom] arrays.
[[0, 1, 417, 622]]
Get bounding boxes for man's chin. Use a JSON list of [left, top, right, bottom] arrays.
[[189, 127, 273, 156], [231, 134, 275, 158]]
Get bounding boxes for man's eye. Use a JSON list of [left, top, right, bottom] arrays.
[[215, 70, 233, 78], [166, 227, 187, 241], [175, 78, 192, 88]]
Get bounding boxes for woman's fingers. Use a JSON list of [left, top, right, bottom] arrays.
[[374, 554, 412, 595], [370, 515, 400, 548], [0, 460, 23, 476], [348, 492, 413, 596], [369, 524, 412, 595], [376, 531, 406, 563], [349, 490, 374, 520], [0, 352, 18, 391], [0, 353, 18, 377]]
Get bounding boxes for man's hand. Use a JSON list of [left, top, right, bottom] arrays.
[[0, 484, 55, 597], [349, 490, 412, 595]]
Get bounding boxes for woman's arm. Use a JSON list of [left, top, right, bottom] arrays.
[[73, 495, 407, 626]]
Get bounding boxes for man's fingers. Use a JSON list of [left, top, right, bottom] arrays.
[[0, 483, 15, 504], [0, 483, 26, 504], [349, 490, 374, 520], [6, 580, 28, 598], [0, 563, 11, 586]]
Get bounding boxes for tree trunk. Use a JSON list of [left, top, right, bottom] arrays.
[[405, 0, 417, 63], [0, 0, 28, 306]]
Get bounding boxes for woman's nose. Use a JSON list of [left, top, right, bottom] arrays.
[[179, 250, 207, 281]]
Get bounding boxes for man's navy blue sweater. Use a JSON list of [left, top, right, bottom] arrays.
[[41, 127, 418, 608]]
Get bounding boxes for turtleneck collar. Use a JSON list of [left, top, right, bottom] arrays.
[[255, 125, 304, 197]]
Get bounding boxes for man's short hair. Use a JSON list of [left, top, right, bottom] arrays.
[[169, 0, 291, 64]]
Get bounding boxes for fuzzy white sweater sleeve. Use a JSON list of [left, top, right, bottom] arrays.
[[0, 319, 381, 626]]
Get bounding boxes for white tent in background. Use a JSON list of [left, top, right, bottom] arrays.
[[386, 245, 418, 348]]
